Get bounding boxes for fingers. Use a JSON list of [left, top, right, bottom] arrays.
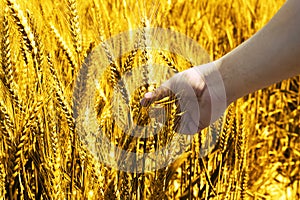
[[140, 72, 184, 107], [140, 85, 172, 107]]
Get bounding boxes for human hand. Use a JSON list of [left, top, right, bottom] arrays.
[[141, 62, 227, 134]]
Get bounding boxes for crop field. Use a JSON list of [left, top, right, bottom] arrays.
[[0, 0, 299, 199]]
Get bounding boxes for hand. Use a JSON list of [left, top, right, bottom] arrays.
[[141, 62, 227, 134]]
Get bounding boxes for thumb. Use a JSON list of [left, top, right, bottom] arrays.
[[140, 84, 172, 107]]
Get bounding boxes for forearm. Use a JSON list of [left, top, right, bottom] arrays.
[[216, 0, 300, 104]]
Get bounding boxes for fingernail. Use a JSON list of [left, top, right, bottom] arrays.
[[144, 92, 153, 99]]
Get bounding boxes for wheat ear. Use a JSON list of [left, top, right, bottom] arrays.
[[6, 0, 37, 56], [1, 9, 23, 114], [0, 159, 5, 198], [48, 109, 62, 199], [50, 24, 78, 77], [26, 10, 44, 74], [48, 54, 77, 197], [48, 54, 75, 134], [159, 51, 179, 73], [219, 103, 235, 153], [238, 112, 248, 200], [67, 0, 82, 55]]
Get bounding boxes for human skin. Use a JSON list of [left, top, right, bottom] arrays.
[[141, 0, 300, 134]]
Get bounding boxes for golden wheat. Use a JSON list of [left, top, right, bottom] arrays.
[[1, 0, 299, 199]]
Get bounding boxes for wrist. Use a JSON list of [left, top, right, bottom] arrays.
[[194, 62, 228, 123], [213, 59, 235, 106]]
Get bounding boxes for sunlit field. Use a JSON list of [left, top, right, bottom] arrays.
[[1, 0, 299, 199]]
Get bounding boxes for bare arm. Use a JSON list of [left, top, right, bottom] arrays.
[[218, 0, 300, 104], [142, 0, 300, 133]]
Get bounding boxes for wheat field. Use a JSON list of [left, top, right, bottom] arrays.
[[0, 0, 299, 199]]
